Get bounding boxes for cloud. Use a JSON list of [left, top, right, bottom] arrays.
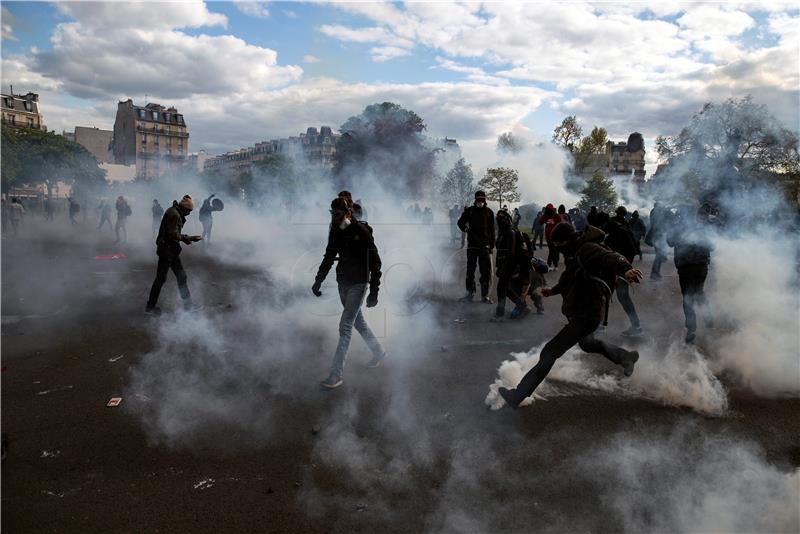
[[370, 46, 411, 62], [32, 2, 301, 100], [2, 6, 18, 41], [234, 1, 270, 19], [303, 54, 320, 64]]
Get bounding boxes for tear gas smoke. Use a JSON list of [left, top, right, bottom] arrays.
[[486, 339, 729, 415]]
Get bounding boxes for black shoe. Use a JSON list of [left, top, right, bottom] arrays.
[[622, 350, 639, 377], [498, 387, 521, 409], [459, 293, 475, 303], [536, 307, 545, 315], [509, 306, 530, 320], [685, 331, 696, 343], [145, 306, 162, 316], [480, 296, 493, 304], [621, 326, 643, 337]]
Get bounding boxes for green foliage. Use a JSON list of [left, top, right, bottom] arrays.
[[552, 116, 583, 152], [477, 167, 521, 208], [1, 127, 106, 194], [496, 132, 524, 155], [578, 170, 618, 213], [573, 126, 608, 176], [655, 96, 800, 202], [334, 101, 433, 196], [440, 157, 475, 206]]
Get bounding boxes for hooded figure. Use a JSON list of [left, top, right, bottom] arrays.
[[313, 197, 385, 389], [538, 203, 569, 268], [603, 206, 643, 336], [498, 222, 643, 409], [493, 209, 537, 320], [152, 199, 164, 238], [145, 195, 201, 315], [198, 194, 217, 243], [457, 191, 495, 302]]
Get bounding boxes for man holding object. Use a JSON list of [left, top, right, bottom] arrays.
[[313, 197, 385, 389], [145, 195, 202, 315]]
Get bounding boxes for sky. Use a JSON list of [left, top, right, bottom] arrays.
[[1, 1, 798, 173]]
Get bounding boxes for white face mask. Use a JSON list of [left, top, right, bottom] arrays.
[[476, 201, 485, 208], [339, 217, 352, 230]]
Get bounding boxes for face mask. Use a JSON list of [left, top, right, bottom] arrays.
[[339, 217, 351, 230], [476, 201, 485, 208]]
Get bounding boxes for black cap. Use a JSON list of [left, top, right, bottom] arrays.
[[475, 191, 486, 199]]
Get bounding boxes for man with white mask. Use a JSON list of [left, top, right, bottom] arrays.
[[312, 197, 385, 389]]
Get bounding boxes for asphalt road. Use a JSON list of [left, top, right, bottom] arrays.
[[2, 222, 798, 533]]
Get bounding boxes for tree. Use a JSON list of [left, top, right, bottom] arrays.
[[1, 128, 106, 196], [477, 167, 521, 208], [573, 126, 608, 176], [578, 170, 618, 212], [440, 157, 475, 207], [496, 132, 525, 154], [654, 96, 799, 201], [552, 116, 583, 152], [334, 102, 434, 197]]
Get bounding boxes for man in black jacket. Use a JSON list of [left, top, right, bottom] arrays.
[[604, 206, 643, 336], [667, 206, 714, 343], [313, 197, 385, 389], [498, 223, 642, 409], [494, 209, 532, 320], [457, 191, 495, 303], [145, 195, 202, 315]]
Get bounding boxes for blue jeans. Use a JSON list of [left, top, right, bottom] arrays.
[[330, 282, 384, 378]]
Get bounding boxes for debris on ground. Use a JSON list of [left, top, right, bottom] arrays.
[[441, 345, 449, 352], [36, 385, 73, 396], [453, 318, 466, 324], [40, 450, 61, 458], [93, 253, 127, 260], [311, 425, 321, 435], [108, 354, 125, 362], [106, 397, 122, 407], [193, 478, 215, 490]]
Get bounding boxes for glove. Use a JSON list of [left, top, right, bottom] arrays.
[[366, 289, 378, 308], [311, 280, 322, 297]]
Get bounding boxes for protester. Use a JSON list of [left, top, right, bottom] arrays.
[[586, 206, 601, 227], [646, 202, 670, 280], [512, 207, 521, 230], [667, 205, 714, 343], [68, 197, 80, 225], [198, 194, 216, 243], [145, 195, 202, 315], [570, 208, 587, 232], [114, 195, 131, 244], [493, 209, 533, 320], [312, 197, 385, 389], [538, 203, 566, 269], [498, 222, 642, 409], [151, 199, 164, 238], [9, 197, 25, 235], [457, 191, 495, 303], [354, 198, 367, 221], [630, 210, 646, 260], [44, 197, 55, 222], [98, 200, 113, 231], [604, 206, 643, 336], [531, 209, 545, 250], [449, 204, 461, 245]]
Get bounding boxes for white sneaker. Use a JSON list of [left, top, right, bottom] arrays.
[[320, 374, 343, 389], [366, 352, 386, 369]]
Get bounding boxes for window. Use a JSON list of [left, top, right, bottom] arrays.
[[141, 133, 146, 144], [138, 109, 145, 119], [152, 111, 159, 121], [9, 115, 15, 125], [27, 118, 33, 127]]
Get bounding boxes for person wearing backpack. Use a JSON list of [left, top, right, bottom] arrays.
[[493, 209, 533, 320], [457, 191, 495, 303], [312, 197, 386, 389], [603, 206, 643, 336], [498, 222, 643, 409]]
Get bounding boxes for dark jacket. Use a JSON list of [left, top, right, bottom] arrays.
[[551, 226, 632, 321], [457, 204, 495, 249], [156, 202, 191, 256], [315, 221, 382, 291], [495, 226, 531, 279], [667, 221, 712, 268], [603, 216, 637, 262], [152, 203, 164, 219], [630, 216, 646, 242]]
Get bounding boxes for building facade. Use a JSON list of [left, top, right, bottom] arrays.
[[204, 126, 340, 176], [606, 132, 646, 183], [111, 99, 188, 180], [73, 126, 114, 163], [1, 91, 45, 131]]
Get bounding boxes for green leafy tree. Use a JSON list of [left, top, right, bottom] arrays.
[[496, 132, 525, 155], [477, 167, 521, 208], [1, 128, 106, 196], [655, 96, 799, 202], [552, 116, 583, 152], [578, 170, 618, 212], [573, 126, 608, 176], [334, 102, 434, 197], [440, 157, 475, 207]]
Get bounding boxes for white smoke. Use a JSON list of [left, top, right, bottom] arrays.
[[485, 339, 729, 415]]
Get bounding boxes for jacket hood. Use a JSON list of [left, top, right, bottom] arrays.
[[545, 203, 554, 209], [579, 225, 606, 245]]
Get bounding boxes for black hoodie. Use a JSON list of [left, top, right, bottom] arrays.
[[315, 221, 382, 291]]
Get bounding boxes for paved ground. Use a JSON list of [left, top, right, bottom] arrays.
[[2, 220, 798, 533]]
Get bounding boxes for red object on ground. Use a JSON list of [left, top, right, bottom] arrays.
[[94, 253, 127, 260]]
